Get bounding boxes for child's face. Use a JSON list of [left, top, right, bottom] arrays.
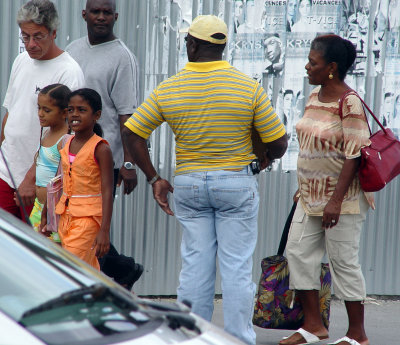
[[37, 93, 66, 127], [67, 95, 99, 133]]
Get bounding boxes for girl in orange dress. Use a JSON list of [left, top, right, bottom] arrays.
[[55, 88, 113, 270]]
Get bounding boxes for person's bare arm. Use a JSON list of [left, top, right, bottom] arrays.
[[265, 133, 289, 160], [1, 112, 8, 144], [92, 142, 113, 258], [122, 127, 174, 215], [117, 114, 137, 194], [322, 157, 360, 229], [260, 133, 289, 169], [16, 162, 36, 207]]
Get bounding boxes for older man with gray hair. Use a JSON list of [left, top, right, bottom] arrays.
[[0, 0, 84, 220]]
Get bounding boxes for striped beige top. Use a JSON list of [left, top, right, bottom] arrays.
[[296, 87, 372, 216]]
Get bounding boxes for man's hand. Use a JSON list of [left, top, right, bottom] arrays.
[[259, 150, 272, 170], [15, 163, 36, 207], [152, 178, 174, 215], [117, 166, 137, 194], [16, 179, 35, 207], [121, 128, 172, 213]]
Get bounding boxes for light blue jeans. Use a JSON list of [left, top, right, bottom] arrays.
[[174, 166, 259, 345]]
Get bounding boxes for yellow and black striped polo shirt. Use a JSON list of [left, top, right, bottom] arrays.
[[125, 60, 285, 175]]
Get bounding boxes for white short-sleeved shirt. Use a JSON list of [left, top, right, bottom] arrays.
[[1, 51, 85, 188]]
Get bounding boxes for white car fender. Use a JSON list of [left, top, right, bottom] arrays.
[[0, 311, 44, 345]]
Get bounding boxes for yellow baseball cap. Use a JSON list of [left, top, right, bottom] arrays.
[[181, 15, 228, 44]]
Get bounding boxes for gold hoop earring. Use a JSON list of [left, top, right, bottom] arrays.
[[329, 72, 333, 80]]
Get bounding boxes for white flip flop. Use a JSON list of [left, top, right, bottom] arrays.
[[281, 327, 328, 345], [328, 336, 363, 345]]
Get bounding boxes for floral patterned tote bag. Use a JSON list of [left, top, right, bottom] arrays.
[[253, 202, 331, 330]]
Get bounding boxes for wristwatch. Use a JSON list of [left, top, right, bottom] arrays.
[[123, 162, 136, 170]]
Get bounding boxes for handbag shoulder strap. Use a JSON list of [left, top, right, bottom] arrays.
[[55, 134, 72, 176], [277, 201, 297, 255], [338, 89, 356, 119], [338, 89, 387, 135]]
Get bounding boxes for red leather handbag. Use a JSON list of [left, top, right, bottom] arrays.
[[339, 90, 400, 192]]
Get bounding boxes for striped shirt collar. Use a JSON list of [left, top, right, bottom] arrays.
[[184, 60, 231, 72]]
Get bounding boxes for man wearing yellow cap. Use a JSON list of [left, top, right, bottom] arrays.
[[123, 15, 287, 345]]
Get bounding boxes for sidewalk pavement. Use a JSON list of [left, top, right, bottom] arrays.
[[210, 297, 400, 345]]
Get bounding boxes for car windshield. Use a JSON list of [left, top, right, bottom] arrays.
[[0, 213, 161, 344], [18, 284, 158, 345]]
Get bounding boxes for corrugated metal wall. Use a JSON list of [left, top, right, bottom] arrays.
[[0, 0, 399, 295]]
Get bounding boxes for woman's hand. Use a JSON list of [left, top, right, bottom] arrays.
[[293, 189, 300, 203], [322, 198, 341, 229], [322, 158, 359, 229]]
